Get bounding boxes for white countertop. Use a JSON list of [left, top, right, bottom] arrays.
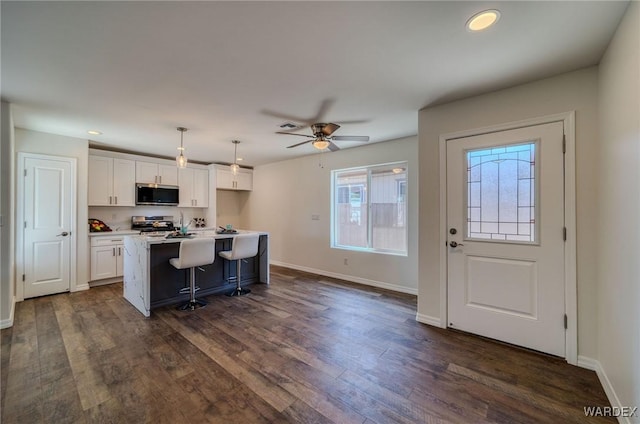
[[89, 230, 139, 237], [89, 227, 218, 237], [127, 229, 268, 245]]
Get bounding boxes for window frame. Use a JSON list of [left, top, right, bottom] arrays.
[[330, 161, 408, 256]]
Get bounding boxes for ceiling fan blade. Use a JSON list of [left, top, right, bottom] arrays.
[[287, 139, 314, 149], [322, 123, 340, 136], [330, 135, 370, 142], [334, 119, 369, 125], [312, 98, 335, 123], [328, 142, 340, 152], [261, 109, 314, 125], [276, 131, 314, 138]]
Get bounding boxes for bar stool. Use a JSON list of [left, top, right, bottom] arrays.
[[218, 233, 260, 297], [169, 238, 216, 310]]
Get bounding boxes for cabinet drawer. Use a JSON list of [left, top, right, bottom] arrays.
[[90, 236, 125, 247]]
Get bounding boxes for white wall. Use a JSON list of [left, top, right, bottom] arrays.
[[15, 128, 90, 292], [597, 1, 640, 417], [244, 136, 418, 294], [1, 102, 16, 328], [216, 189, 248, 230], [418, 67, 599, 357]]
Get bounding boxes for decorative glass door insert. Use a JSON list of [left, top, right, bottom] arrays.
[[466, 142, 538, 243]]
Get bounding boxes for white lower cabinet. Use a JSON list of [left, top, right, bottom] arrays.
[[90, 236, 125, 280]]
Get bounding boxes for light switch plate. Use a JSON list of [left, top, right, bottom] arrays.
[[311, 214, 320, 221]]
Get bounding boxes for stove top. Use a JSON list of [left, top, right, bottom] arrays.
[[131, 215, 176, 233]]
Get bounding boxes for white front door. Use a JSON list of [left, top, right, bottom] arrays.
[[446, 122, 565, 357], [22, 155, 74, 298]]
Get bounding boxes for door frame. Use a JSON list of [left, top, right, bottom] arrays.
[[438, 111, 577, 365], [16, 152, 77, 301]]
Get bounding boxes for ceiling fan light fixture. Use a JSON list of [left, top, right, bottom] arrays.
[[176, 127, 188, 168], [230, 140, 241, 175], [466, 9, 500, 32], [312, 139, 330, 150]]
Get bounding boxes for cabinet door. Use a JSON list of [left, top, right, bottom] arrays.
[[116, 245, 124, 277], [91, 245, 117, 280], [112, 159, 136, 206], [216, 168, 235, 190], [158, 164, 178, 186], [236, 171, 253, 191], [178, 168, 195, 207], [192, 169, 209, 207], [88, 156, 114, 206], [136, 161, 159, 184]]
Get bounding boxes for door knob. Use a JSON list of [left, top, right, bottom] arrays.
[[57, 231, 69, 237], [449, 241, 464, 248]]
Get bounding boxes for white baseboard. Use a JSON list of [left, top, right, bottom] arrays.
[[577, 355, 632, 424], [270, 260, 417, 295], [73, 283, 90, 292], [0, 296, 15, 329], [89, 278, 121, 288], [416, 313, 445, 328]]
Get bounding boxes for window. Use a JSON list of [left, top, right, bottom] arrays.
[[466, 142, 537, 243], [332, 162, 408, 255]]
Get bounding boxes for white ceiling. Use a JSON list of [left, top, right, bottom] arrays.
[[1, 1, 628, 167]]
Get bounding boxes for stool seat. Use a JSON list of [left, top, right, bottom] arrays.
[[170, 237, 216, 310], [218, 233, 260, 296]]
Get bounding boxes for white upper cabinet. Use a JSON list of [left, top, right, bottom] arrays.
[[178, 167, 209, 207], [136, 161, 178, 185], [216, 166, 252, 191], [88, 156, 135, 206]]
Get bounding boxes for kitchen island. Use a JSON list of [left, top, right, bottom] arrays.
[[123, 230, 269, 317]]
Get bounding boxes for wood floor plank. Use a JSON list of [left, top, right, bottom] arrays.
[[1, 267, 615, 423]]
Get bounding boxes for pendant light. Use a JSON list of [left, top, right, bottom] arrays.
[[176, 127, 188, 168], [230, 140, 240, 175]]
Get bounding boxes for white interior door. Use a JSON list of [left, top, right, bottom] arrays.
[[446, 122, 565, 357], [22, 155, 74, 298]]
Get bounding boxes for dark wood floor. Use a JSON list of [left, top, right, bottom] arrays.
[[1, 266, 613, 423]]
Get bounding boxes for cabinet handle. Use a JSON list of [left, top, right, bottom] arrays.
[[109, 196, 112, 204], [159, 175, 162, 184], [112, 247, 116, 256], [118, 247, 121, 256], [114, 196, 118, 205]]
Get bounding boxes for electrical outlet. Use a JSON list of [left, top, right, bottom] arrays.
[[344, 258, 348, 265], [311, 214, 320, 221]]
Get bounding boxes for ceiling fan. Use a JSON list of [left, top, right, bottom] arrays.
[[262, 99, 370, 151], [278, 123, 370, 151]]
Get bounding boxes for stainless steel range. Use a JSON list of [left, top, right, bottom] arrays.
[[131, 216, 176, 234]]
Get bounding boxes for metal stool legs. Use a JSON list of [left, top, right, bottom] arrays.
[[178, 267, 207, 310], [227, 259, 251, 297]]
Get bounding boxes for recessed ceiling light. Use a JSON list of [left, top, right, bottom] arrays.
[[466, 9, 500, 32], [87, 130, 102, 135], [236, 157, 243, 162]]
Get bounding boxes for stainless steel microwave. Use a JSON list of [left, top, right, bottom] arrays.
[[135, 183, 179, 206]]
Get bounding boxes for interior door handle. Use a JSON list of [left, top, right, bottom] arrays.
[[57, 231, 69, 237], [449, 241, 464, 248]]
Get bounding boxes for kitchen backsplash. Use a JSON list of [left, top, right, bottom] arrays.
[[89, 206, 208, 230]]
